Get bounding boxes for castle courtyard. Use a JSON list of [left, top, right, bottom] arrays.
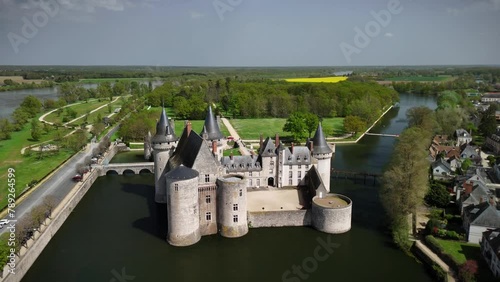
[[247, 188, 305, 211]]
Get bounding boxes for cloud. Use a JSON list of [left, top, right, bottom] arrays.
[[190, 10, 204, 19], [384, 32, 394, 37]]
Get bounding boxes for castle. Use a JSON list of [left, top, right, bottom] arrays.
[[144, 106, 352, 247]]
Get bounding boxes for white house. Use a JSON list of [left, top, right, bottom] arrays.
[[463, 201, 500, 244], [480, 228, 500, 278]]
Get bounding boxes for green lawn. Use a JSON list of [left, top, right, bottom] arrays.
[[223, 149, 242, 157], [435, 239, 496, 282], [0, 119, 74, 210], [385, 76, 452, 82], [44, 99, 110, 124], [230, 118, 345, 140], [72, 99, 124, 125]]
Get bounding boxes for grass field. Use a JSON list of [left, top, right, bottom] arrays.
[[284, 77, 348, 83], [44, 99, 110, 124], [70, 99, 124, 125], [384, 76, 452, 82], [230, 118, 344, 140], [0, 119, 73, 210], [0, 76, 44, 85]]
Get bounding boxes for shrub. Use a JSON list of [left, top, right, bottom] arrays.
[[458, 260, 478, 282], [445, 230, 460, 240], [430, 209, 444, 219], [426, 219, 444, 235]]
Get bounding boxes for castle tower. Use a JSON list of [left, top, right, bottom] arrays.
[[152, 108, 178, 203], [144, 131, 152, 161], [308, 123, 333, 192], [200, 106, 225, 158], [166, 165, 201, 246], [216, 175, 248, 238]]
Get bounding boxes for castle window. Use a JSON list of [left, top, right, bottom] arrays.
[[174, 183, 178, 191], [298, 171, 302, 179], [269, 169, 273, 174], [289, 165, 292, 169], [298, 165, 301, 169], [206, 212, 212, 221], [205, 174, 210, 182], [270, 160, 274, 166], [233, 204, 238, 211], [249, 172, 252, 177], [206, 195, 211, 204], [233, 215, 238, 223], [249, 179, 253, 186], [239, 189, 242, 197], [289, 171, 292, 179], [306, 165, 309, 170], [288, 179, 292, 185], [257, 179, 260, 186]]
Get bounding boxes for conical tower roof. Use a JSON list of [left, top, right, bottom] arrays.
[[152, 108, 178, 144], [309, 123, 332, 154], [200, 106, 223, 140]]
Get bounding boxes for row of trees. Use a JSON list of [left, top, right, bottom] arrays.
[[147, 80, 398, 120], [0, 95, 44, 140]]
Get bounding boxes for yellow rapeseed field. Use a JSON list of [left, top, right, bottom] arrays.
[[284, 77, 348, 83]]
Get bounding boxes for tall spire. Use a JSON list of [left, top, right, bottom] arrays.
[[200, 105, 223, 141], [309, 123, 332, 154], [152, 107, 178, 144]]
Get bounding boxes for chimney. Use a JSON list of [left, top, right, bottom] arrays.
[[291, 142, 294, 154], [480, 197, 484, 204], [230, 152, 233, 160], [187, 121, 192, 136], [169, 119, 175, 132], [309, 141, 314, 153], [464, 182, 473, 195], [212, 140, 217, 156], [490, 196, 496, 206], [260, 134, 263, 149], [275, 133, 279, 148]]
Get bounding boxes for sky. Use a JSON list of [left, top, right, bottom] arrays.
[[0, 0, 499, 66]]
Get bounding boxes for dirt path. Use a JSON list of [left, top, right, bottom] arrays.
[[221, 117, 250, 156]]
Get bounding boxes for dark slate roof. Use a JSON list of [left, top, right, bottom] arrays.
[[167, 127, 219, 173], [462, 182, 491, 206], [432, 158, 452, 172], [200, 106, 223, 140], [460, 144, 479, 159], [308, 123, 332, 154], [305, 165, 328, 196], [151, 108, 178, 143], [464, 202, 500, 227], [259, 137, 277, 157], [165, 165, 199, 180], [283, 146, 312, 165], [221, 155, 262, 172]]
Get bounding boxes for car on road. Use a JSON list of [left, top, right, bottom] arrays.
[[72, 174, 82, 181]]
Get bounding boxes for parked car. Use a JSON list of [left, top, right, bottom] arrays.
[[72, 174, 82, 181]]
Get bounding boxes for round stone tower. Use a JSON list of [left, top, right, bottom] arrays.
[[200, 106, 225, 159], [308, 123, 333, 192], [216, 175, 248, 238], [152, 108, 178, 203], [166, 165, 201, 247], [311, 194, 352, 234]]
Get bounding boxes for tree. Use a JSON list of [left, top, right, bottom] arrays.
[[0, 233, 10, 269], [304, 113, 319, 138], [461, 158, 472, 171], [31, 119, 41, 141], [425, 182, 450, 208], [20, 95, 42, 117], [343, 115, 366, 135], [0, 118, 13, 140], [283, 112, 307, 141], [458, 260, 478, 282], [479, 104, 497, 137], [407, 106, 437, 132], [42, 195, 57, 219], [381, 127, 431, 248]]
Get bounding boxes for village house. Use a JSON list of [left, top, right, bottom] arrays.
[[455, 129, 472, 146], [431, 158, 453, 179], [485, 133, 500, 155], [481, 92, 500, 103], [481, 228, 500, 278], [463, 201, 500, 244]]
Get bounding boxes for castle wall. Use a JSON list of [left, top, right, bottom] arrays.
[[216, 175, 248, 238], [311, 194, 352, 234], [166, 177, 201, 247], [247, 210, 311, 228], [198, 184, 217, 236]]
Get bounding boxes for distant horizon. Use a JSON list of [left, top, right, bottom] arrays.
[[1, 64, 500, 68]]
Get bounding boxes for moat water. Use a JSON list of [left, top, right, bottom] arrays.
[[23, 93, 437, 282]]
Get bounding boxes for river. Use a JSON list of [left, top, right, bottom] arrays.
[[22, 93, 437, 282], [0, 81, 164, 119]]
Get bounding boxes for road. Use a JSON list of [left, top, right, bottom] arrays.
[[0, 126, 119, 235], [221, 118, 251, 156]]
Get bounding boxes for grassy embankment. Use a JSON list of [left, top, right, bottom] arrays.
[[43, 99, 110, 124]]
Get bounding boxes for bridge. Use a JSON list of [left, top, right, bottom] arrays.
[[95, 162, 154, 176], [364, 133, 399, 138], [331, 169, 382, 185]]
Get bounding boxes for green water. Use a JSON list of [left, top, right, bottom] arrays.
[[23, 94, 437, 282]]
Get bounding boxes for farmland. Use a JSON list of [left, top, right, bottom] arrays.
[[384, 76, 453, 82], [0, 76, 44, 85], [284, 77, 349, 83]]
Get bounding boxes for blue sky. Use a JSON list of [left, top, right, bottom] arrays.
[[0, 0, 499, 66]]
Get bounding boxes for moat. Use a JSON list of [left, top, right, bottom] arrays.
[[22, 93, 437, 282]]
